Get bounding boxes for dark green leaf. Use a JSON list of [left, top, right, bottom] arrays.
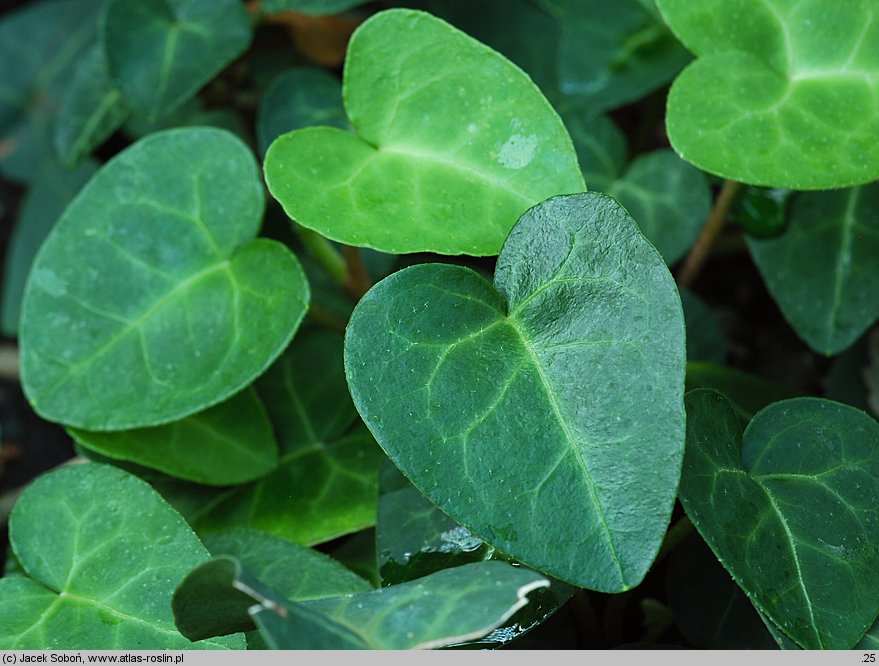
[[747, 184, 879, 355], [102, 0, 253, 120], [261, 0, 370, 17], [264, 9, 585, 256], [69, 388, 279, 486], [733, 187, 791, 237], [0, 464, 243, 649], [680, 390, 879, 649], [680, 290, 726, 363], [20, 128, 308, 430], [659, 0, 879, 189], [345, 192, 685, 591], [685, 362, 802, 421]]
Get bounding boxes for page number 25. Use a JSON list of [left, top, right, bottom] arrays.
[[864, 654, 876, 663]]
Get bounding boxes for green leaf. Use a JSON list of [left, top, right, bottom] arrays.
[[0, 463, 243, 649], [746, 184, 879, 355], [680, 390, 879, 649], [1, 159, 98, 336], [179, 331, 383, 545], [123, 98, 247, 141], [667, 532, 775, 648], [53, 45, 129, 168], [867, 331, 879, 417], [256, 68, 346, 155], [563, 109, 627, 192], [534, 0, 691, 110], [264, 8, 585, 256], [261, 0, 371, 17], [0, 0, 103, 182], [658, 0, 879, 189], [102, 0, 253, 120], [68, 388, 279, 486], [680, 290, 726, 363], [685, 361, 802, 421], [345, 192, 685, 591], [20, 127, 309, 430], [826, 334, 873, 413], [732, 187, 791, 237]]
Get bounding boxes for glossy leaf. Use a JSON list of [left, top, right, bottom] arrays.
[[180, 331, 382, 545], [534, 0, 690, 110], [747, 184, 879, 355], [0, 0, 103, 182], [102, 0, 253, 120], [685, 362, 802, 421], [256, 68, 346, 155], [346, 193, 685, 591], [1, 159, 98, 336], [264, 8, 585, 256], [680, 390, 879, 649], [0, 464, 243, 649], [262, 0, 371, 16], [733, 187, 792, 237], [54, 45, 129, 168], [69, 389, 279, 486], [659, 0, 879, 189], [20, 128, 309, 430]]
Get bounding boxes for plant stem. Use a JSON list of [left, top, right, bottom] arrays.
[[343, 245, 372, 299], [297, 226, 348, 286], [677, 179, 744, 289], [654, 515, 694, 565]]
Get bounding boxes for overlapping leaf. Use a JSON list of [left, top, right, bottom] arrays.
[[20, 128, 309, 430], [680, 390, 879, 649], [346, 193, 685, 591], [659, 0, 879, 188], [0, 464, 244, 649], [264, 9, 585, 255], [747, 184, 879, 355]]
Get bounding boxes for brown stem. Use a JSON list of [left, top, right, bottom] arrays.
[[343, 246, 372, 300], [677, 179, 744, 289]]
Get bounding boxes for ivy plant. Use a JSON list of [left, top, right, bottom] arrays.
[[1, 0, 878, 652]]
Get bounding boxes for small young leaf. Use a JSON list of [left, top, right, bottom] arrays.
[[69, 388, 279, 486], [264, 9, 585, 256], [54, 45, 129, 168], [102, 0, 253, 120], [747, 184, 879, 355], [680, 390, 879, 649], [659, 0, 879, 189], [345, 193, 685, 591], [0, 464, 244, 649], [20, 128, 309, 430]]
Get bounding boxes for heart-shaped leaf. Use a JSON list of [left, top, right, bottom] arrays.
[[658, 0, 879, 189], [69, 388, 279, 486], [746, 184, 879, 356], [0, 463, 244, 649], [680, 390, 879, 649], [102, 0, 253, 121], [20, 127, 309, 430], [264, 8, 585, 256], [345, 192, 685, 591]]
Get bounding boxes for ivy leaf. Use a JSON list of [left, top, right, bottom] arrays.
[[345, 193, 685, 591], [0, 463, 243, 649], [658, 0, 879, 189], [20, 128, 309, 430], [69, 388, 279, 486], [261, 0, 371, 16], [680, 390, 879, 649], [54, 45, 129, 168], [102, 0, 253, 121], [747, 184, 879, 356], [256, 68, 347, 155], [264, 8, 585, 256]]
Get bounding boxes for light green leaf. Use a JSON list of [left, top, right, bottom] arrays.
[[256, 68, 346, 155], [534, 0, 690, 110], [102, 0, 253, 120], [658, 0, 879, 189], [747, 184, 879, 355], [264, 8, 585, 256], [0, 0, 103, 182], [0, 463, 243, 649], [345, 192, 685, 591], [20, 128, 309, 430], [68, 388, 279, 486], [1, 159, 98, 336], [54, 44, 129, 168], [262, 0, 370, 16], [680, 390, 879, 649]]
